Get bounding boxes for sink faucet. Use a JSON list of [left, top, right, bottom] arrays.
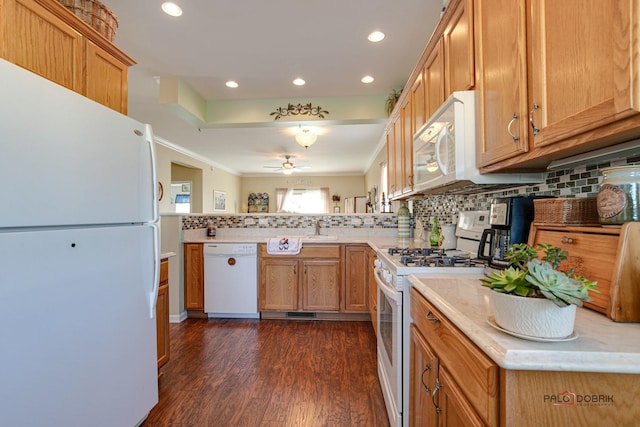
[[315, 219, 322, 235]]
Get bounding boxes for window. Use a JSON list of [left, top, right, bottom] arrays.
[[275, 187, 330, 213], [174, 194, 190, 213]]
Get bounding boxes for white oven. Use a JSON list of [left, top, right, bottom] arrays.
[[374, 211, 489, 427], [375, 266, 403, 427]]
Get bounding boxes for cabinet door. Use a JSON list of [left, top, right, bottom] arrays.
[[85, 40, 129, 114], [528, 0, 640, 149], [400, 97, 414, 194], [301, 259, 340, 311], [344, 245, 368, 312], [444, 0, 475, 96], [386, 116, 401, 198], [424, 39, 445, 119], [437, 368, 485, 427], [475, 0, 530, 167], [410, 325, 438, 427], [259, 258, 298, 311], [156, 259, 170, 368], [184, 243, 204, 311], [1, 0, 84, 92], [411, 70, 426, 133]]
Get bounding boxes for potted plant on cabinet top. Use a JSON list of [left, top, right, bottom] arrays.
[[481, 243, 598, 339]]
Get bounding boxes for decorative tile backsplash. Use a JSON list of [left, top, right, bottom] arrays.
[[412, 155, 639, 228], [181, 214, 398, 230], [181, 154, 638, 232]]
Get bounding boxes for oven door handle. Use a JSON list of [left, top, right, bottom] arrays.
[[374, 267, 402, 304]]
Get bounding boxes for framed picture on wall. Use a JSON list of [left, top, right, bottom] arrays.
[[213, 190, 226, 212]]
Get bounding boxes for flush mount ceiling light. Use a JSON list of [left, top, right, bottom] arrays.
[[361, 75, 375, 84], [293, 78, 306, 86], [161, 2, 182, 17], [367, 31, 385, 42], [295, 126, 318, 149], [225, 80, 238, 88]]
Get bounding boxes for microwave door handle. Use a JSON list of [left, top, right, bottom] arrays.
[[434, 126, 450, 175]]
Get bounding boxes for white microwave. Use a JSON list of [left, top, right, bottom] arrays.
[[412, 91, 542, 194]]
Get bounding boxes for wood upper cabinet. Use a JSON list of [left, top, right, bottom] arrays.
[[424, 38, 446, 120], [344, 245, 369, 312], [259, 244, 341, 312], [477, 0, 640, 171], [0, 0, 135, 114], [475, 0, 530, 168], [184, 243, 204, 311], [411, 70, 426, 135], [443, 0, 475, 96], [156, 258, 170, 369], [85, 40, 129, 114], [527, 0, 640, 151], [400, 96, 414, 194], [386, 115, 402, 198]]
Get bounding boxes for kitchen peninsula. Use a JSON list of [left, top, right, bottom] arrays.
[[408, 274, 640, 427]]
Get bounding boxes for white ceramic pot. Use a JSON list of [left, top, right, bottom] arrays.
[[489, 291, 577, 339]]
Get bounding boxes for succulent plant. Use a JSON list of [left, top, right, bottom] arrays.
[[481, 243, 598, 307]]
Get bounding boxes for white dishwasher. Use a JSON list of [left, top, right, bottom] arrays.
[[203, 243, 259, 319]]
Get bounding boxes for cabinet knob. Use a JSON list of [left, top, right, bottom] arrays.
[[561, 236, 574, 244], [426, 310, 440, 323]]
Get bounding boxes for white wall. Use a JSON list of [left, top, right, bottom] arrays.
[[156, 143, 242, 213]]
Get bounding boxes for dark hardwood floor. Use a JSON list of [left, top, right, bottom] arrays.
[[142, 319, 391, 427]]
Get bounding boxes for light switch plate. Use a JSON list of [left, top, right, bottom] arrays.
[[244, 218, 255, 225], [351, 218, 362, 226], [364, 217, 375, 225], [258, 218, 269, 225]]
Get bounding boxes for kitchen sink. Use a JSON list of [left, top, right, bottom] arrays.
[[301, 235, 338, 241]]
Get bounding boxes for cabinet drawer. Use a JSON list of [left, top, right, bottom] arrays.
[[411, 288, 499, 426], [259, 243, 340, 259], [160, 259, 169, 284], [530, 227, 618, 315]]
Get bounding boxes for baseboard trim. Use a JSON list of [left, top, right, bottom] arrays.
[[170, 311, 189, 323]]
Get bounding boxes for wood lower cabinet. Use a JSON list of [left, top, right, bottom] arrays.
[[0, 0, 135, 113], [410, 287, 499, 426], [259, 244, 341, 312], [344, 245, 369, 312], [156, 259, 170, 369], [409, 324, 438, 427], [183, 243, 204, 312]]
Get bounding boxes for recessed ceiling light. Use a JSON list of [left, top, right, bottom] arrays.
[[367, 31, 385, 42], [225, 81, 239, 88], [361, 75, 375, 84], [293, 78, 306, 86], [161, 2, 182, 17]]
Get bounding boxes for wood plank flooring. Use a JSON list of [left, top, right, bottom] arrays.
[[142, 319, 391, 427]]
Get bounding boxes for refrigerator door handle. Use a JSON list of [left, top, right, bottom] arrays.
[[145, 124, 159, 223], [148, 223, 160, 319]]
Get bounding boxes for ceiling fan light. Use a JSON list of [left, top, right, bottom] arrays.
[[295, 128, 318, 148], [282, 168, 294, 175]]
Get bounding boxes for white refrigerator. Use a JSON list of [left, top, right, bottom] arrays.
[[0, 59, 160, 426]]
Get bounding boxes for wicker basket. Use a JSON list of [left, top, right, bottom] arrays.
[[58, 0, 118, 42], [533, 197, 600, 226]]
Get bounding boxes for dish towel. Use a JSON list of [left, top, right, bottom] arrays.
[[266, 237, 302, 255]]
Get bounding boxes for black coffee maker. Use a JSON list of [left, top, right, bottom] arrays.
[[478, 196, 546, 268]]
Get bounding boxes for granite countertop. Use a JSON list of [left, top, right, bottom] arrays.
[[408, 273, 640, 374], [160, 252, 176, 259]]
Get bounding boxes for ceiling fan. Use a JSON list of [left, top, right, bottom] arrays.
[[263, 155, 311, 175]]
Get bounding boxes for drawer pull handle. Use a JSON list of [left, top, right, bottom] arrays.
[[432, 379, 441, 413], [507, 113, 519, 142], [421, 364, 432, 393], [561, 237, 574, 244], [426, 310, 440, 323]]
